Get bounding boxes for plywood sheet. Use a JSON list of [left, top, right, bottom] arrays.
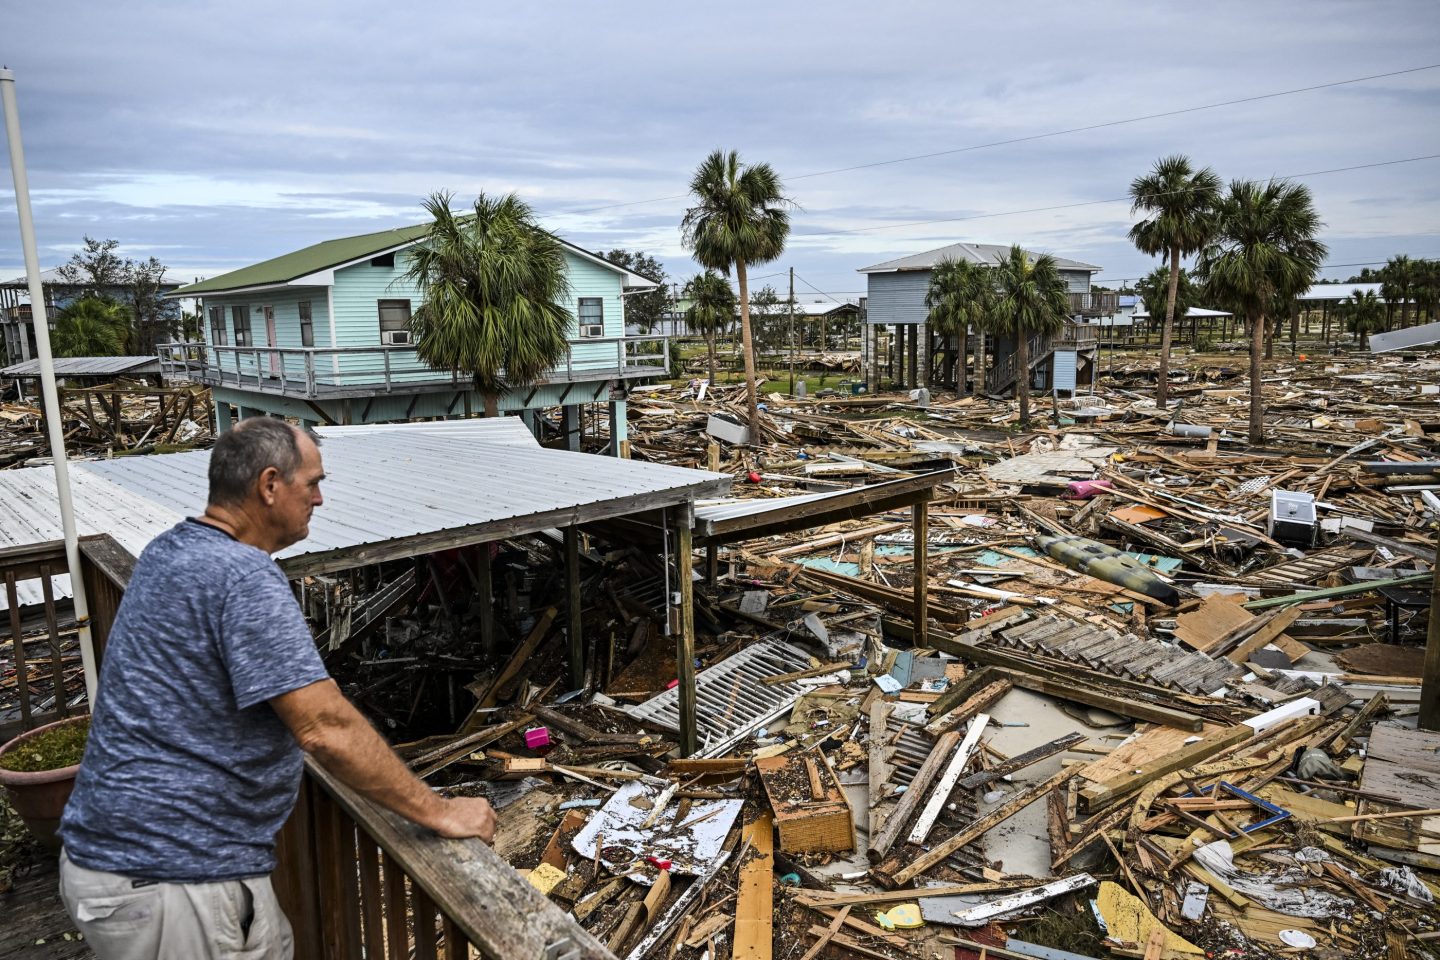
[[1362, 725, 1440, 808]]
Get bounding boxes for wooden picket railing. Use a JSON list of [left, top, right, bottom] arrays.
[[0, 535, 132, 741], [274, 760, 613, 960]]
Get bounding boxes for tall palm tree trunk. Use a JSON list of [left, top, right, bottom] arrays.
[[1015, 332, 1030, 425], [735, 259, 761, 438], [1249, 310, 1265, 445], [973, 330, 986, 396], [706, 330, 717, 386], [1158, 245, 1180, 408]]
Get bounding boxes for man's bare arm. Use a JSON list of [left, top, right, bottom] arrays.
[[270, 679, 495, 843]]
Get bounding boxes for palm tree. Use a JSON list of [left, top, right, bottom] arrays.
[[991, 246, 1069, 426], [1413, 259, 1440, 324], [1134, 266, 1196, 345], [403, 191, 571, 416], [1381, 255, 1414, 330], [1128, 155, 1222, 408], [683, 271, 735, 387], [925, 258, 994, 396], [1197, 179, 1326, 445], [681, 150, 790, 436], [51, 296, 130, 358], [1342, 289, 1385, 346]]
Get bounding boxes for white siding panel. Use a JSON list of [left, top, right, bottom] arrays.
[[865, 271, 932, 326]]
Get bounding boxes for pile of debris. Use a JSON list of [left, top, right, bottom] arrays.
[[295, 351, 1440, 958], [0, 382, 212, 467]]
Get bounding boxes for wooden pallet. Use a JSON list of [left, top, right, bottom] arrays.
[[1245, 548, 1368, 587]]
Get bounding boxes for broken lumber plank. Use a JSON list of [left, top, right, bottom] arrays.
[[930, 635, 1206, 730], [1079, 725, 1251, 811], [733, 813, 774, 960], [867, 699, 894, 840], [923, 679, 1011, 735], [795, 881, 1046, 908], [959, 732, 1086, 791], [465, 606, 558, 722], [623, 850, 731, 960], [798, 906, 849, 960], [925, 665, 1000, 718], [908, 714, 990, 845], [882, 766, 1077, 888], [867, 727, 964, 862]]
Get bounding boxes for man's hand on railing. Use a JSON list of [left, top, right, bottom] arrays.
[[273, 678, 499, 845], [430, 796, 497, 844]]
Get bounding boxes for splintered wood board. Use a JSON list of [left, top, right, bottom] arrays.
[[1363, 726, 1440, 809], [1172, 594, 1308, 662], [756, 750, 856, 854], [1075, 723, 1227, 785], [733, 813, 774, 960]]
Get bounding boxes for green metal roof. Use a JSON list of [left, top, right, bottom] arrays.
[[173, 223, 432, 296]]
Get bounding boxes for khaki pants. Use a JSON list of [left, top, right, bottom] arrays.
[[59, 849, 294, 960]]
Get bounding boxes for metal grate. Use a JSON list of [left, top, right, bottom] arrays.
[[627, 637, 819, 758]]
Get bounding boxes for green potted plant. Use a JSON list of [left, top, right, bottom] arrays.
[[0, 715, 89, 850]]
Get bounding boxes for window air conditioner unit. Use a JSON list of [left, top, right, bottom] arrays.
[[382, 330, 412, 346], [580, 324, 604, 338]]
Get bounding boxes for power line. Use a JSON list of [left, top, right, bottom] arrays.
[[792, 271, 846, 305], [799, 154, 1440, 237], [566, 63, 1440, 216]]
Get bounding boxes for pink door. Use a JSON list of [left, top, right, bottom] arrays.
[[263, 306, 278, 376]]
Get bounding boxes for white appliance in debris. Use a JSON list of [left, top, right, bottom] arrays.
[[1268, 489, 1316, 548]]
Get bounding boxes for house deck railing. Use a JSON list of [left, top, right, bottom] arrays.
[[158, 337, 670, 400], [1068, 291, 1120, 317]]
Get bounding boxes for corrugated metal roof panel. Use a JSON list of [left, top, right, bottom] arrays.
[[2, 356, 162, 377], [0, 418, 731, 609]]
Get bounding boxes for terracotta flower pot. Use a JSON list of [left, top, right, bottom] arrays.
[[0, 715, 88, 850]]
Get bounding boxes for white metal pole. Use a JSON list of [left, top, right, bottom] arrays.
[[1, 67, 99, 706]]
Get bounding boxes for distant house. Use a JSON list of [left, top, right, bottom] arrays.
[[857, 242, 1106, 395], [0, 268, 187, 363], [162, 223, 666, 453]]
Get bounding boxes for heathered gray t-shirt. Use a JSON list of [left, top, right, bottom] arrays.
[[61, 519, 329, 882]]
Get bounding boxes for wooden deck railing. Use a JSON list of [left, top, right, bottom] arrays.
[[0, 535, 132, 740], [275, 760, 613, 960]]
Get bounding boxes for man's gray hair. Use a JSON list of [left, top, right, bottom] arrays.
[[208, 419, 321, 506]]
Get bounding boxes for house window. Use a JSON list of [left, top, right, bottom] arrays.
[[378, 299, 412, 344], [208, 305, 227, 346], [231, 305, 251, 347], [299, 301, 315, 348], [578, 298, 604, 338], [370, 252, 395, 268]]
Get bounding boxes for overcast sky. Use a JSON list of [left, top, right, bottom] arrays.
[[3, 0, 1439, 302]]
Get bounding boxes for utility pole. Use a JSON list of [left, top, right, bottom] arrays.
[[788, 267, 796, 394], [2, 68, 98, 704]]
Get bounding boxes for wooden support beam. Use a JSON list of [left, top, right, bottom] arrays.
[[868, 727, 964, 862], [673, 507, 698, 756], [564, 526, 583, 690], [909, 714, 989, 845]]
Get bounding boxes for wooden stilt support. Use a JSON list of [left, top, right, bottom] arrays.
[[477, 544, 495, 658], [912, 498, 929, 642], [673, 507, 698, 756], [564, 526, 583, 690]]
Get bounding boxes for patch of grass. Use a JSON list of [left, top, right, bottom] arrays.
[[0, 717, 89, 772], [1012, 906, 1104, 954]]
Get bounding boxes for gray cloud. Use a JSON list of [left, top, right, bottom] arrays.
[[2, 0, 1438, 297]]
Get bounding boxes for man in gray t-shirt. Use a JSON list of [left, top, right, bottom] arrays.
[[59, 418, 494, 960]]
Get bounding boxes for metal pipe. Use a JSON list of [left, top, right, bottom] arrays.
[[1, 68, 98, 705]]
